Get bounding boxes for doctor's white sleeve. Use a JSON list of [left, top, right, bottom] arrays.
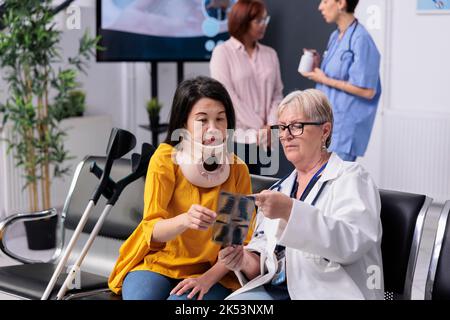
[[277, 167, 382, 265]]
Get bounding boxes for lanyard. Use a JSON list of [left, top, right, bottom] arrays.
[[269, 162, 328, 206], [290, 162, 328, 204], [268, 162, 329, 288]]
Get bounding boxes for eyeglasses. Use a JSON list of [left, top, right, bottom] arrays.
[[253, 15, 271, 26], [270, 122, 325, 138]]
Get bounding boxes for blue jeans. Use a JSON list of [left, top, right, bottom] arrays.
[[122, 270, 231, 300], [336, 152, 357, 162]]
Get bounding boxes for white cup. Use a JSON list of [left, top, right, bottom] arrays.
[[298, 50, 315, 73]]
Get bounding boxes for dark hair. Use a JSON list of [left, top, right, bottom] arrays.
[[228, 0, 266, 42], [164, 76, 236, 146], [343, 0, 359, 13]]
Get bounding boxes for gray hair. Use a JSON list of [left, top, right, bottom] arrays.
[[277, 89, 334, 148]]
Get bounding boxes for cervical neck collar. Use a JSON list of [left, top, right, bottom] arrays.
[[174, 133, 231, 188]]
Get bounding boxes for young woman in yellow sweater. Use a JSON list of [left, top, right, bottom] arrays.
[[108, 76, 253, 300]]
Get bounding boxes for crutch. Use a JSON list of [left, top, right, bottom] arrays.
[[55, 142, 155, 299], [41, 128, 137, 300]]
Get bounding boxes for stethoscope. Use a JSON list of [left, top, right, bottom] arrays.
[[252, 166, 329, 239], [269, 163, 329, 207], [322, 19, 359, 69]]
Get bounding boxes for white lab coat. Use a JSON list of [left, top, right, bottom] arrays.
[[226, 153, 384, 300]]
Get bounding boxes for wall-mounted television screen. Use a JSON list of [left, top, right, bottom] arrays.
[[97, 0, 236, 62]]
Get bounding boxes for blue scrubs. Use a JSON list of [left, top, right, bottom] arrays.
[[316, 21, 381, 160]]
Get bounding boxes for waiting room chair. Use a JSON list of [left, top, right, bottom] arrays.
[[379, 189, 432, 300], [0, 156, 145, 300], [249, 174, 279, 194], [425, 200, 450, 300]]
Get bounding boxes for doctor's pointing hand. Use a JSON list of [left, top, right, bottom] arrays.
[[252, 190, 293, 221]]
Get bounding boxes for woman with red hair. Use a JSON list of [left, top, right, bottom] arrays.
[[210, 0, 283, 175]]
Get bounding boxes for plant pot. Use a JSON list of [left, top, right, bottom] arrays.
[[24, 211, 58, 250]]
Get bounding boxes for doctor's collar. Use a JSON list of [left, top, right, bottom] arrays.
[[317, 152, 343, 182]]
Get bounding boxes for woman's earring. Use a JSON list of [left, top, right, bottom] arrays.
[[322, 140, 327, 151]]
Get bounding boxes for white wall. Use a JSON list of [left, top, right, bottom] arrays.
[[353, 0, 388, 185], [390, 0, 450, 114], [351, 0, 450, 202], [378, 0, 450, 202]]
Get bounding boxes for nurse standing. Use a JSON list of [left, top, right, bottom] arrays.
[[300, 0, 381, 162]]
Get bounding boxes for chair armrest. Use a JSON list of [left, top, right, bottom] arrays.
[[0, 209, 63, 264]]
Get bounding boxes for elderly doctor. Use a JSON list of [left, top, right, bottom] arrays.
[[218, 89, 384, 300]]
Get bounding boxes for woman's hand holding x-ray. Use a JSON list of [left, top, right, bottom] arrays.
[[218, 245, 245, 271], [218, 245, 261, 281], [182, 204, 217, 231]]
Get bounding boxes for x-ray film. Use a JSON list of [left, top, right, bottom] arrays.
[[212, 191, 255, 246]]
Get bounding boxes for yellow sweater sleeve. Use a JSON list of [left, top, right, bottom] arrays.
[[140, 147, 176, 250]]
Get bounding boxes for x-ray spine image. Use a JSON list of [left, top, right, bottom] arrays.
[[212, 191, 255, 246]]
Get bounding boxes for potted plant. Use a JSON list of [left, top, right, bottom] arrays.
[[0, 0, 101, 250], [146, 97, 163, 130], [54, 90, 87, 121]]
